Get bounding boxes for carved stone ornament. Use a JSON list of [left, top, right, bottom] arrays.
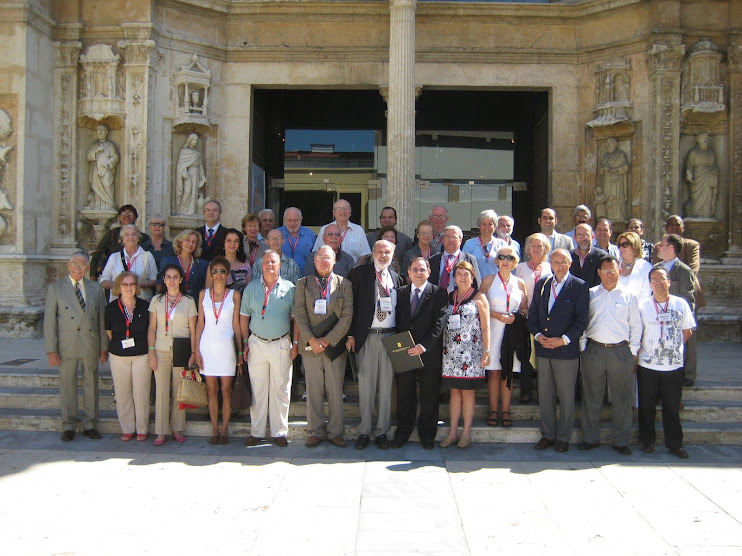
[[587, 58, 633, 128], [595, 137, 630, 221], [0, 108, 13, 238], [173, 54, 211, 134], [85, 124, 119, 211], [683, 132, 719, 219], [174, 133, 206, 215], [682, 39, 725, 115], [78, 44, 126, 130]]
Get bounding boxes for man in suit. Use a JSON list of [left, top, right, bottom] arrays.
[[527, 248, 589, 453], [294, 246, 354, 448], [366, 206, 414, 262], [44, 251, 108, 441], [346, 240, 404, 450], [429, 225, 481, 292], [570, 223, 608, 288], [428, 205, 449, 252], [197, 200, 227, 261], [536, 208, 573, 260], [392, 257, 448, 450]]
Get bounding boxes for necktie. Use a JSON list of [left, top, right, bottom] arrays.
[[376, 276, 388, 322], [74, 281, 86, 311], [410, 288, 420, 315], [439, 256, 451, 290], [207, 228, 214, 242]]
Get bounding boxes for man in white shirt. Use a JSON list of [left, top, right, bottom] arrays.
[[314, 199, 371, 264], [564, 205, 592, 248], [637, 267, 695, 459], [578, 256, 642, 455]]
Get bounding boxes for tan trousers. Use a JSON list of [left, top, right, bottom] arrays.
[[247, 335, 293, 438], [58, 357, 99, 431], [109, 353, 151, 435], [304, 351, 347, 439], [154, 349, 187, 435]]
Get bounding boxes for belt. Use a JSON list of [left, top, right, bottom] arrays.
[[369, 328, 395, 334], [252, 333, 290, 343], [588, 339, 628, 348]]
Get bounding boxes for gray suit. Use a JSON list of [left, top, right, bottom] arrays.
[[294, 274, 353, 439], [44, 276, 108, 431]]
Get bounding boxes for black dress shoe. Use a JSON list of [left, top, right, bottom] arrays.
[[390, 438, 407, 449], [612, 445, 633, 456], [682, 379, 695, 387], [375, 434, 390, 450], [577, 441, 600, 451], [83, 429, 102, 440], [421, 441, 435, 450], [61, 430, 75, 442], [355, 434, 370, 450], [641, 443, 654, 454], [555, 441, 569, 453], [670, 447, 689, 459], [534, 437, 554, 450]]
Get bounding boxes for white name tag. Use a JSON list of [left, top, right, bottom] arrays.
[[379, 297, 393, 312], [314, 299, 327, 315], [121, 338, 135, 349], [448, 314, 461, 329], [658, 313, 671, 323]]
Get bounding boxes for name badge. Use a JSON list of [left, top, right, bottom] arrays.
[[448, 314, 461, 330], [121, 338, 135, 349], [314, 299, 327, 315], [379, 297, 393, 312], [657, 313, 671, 323]]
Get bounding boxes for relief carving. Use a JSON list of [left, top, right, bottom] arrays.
[[587, 58, 633, 128], [175, 133, 206, 215], [596, 138, 630, 221], [0, 108, 14, 237], [682, 39, 725, 115], [85, 124, 119, 210], [683, 132, 719, 219]]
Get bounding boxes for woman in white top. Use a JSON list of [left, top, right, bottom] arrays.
[[100, 224, 157, 301], [514, 233, 552, 403], [617, 231, 651, 299], [479, 246, 528, 428]]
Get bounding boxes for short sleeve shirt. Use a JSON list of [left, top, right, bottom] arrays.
[[149, 294, 198, 351], [240, 277, 296, 338], [638, 295, 696, 371]]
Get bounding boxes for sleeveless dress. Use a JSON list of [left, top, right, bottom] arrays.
[[441, 292, 486, 390], [485, 273, 524, 373], [199, 288, 237, 377]]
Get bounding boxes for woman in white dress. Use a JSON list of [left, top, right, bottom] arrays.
[[480, 246, 528, 428], [195, 256, 243, 445], [616, 231, 651, 299], [514, 233, 552, 404]]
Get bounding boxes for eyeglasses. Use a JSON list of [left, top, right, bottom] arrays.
[[618, 242, 631, 248], [650, 278, 668, 283], [443, 235, 459, 240], [598, 269, 619, 275], [210, 269, 228, 275], [497, 254, 516, 261], [418, 231, 433, 237], [120, 211, 135, 217], [333, 207, 350, 212], [551, 261, 570, 267], [409, 268, 428, 273], [150, 222, 165, 227], [324, 232, 342, 237], [69, 262, 88, 270], [429, 215, 447, 220]]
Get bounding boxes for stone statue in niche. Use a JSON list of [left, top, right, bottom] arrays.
[[175, 133, 206, 215], [684, 132, 718, 218], [85, 124, 119, 210], [596, 138, 630, 220]]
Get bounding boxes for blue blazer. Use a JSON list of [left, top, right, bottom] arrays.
[[527, 273, 589, 360]]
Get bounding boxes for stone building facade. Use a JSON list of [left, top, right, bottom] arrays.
[[0, 0, 740, 337]]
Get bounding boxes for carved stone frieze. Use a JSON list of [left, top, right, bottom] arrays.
[[77, 44, 125, 130], [173, 54, 211, 134], [587, 58, 633, 129], [0, 105, 15, 241], [647, 43, 685, 73], [682, 39, 725, 115]]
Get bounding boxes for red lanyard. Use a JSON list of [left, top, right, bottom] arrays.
[[287, 233, 300, 256], [528, 261, 542, 284], [315, 274, 332, 300], [452, 286, 474, 314], [124, 250, 139, 271], [498, 272, 512, 312], [211, 288, 228, 325], [652, 297, 669, 340], [374, 270, 390, 297], [165, 292, 181, 334], [261, 281, 278, 318], [443, 253, 459, 274], [479, 238, 492, 261], [117, 298, 133, 338], [178, 256, 192, 286]]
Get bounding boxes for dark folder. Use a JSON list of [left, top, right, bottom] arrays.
[[382, 331, 424, 373]]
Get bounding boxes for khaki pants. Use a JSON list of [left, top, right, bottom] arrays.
[[247, 335, 293, 438], [110, 353, 151, 435], [304, 351, 347, 439], [58, 357, 99, 431], [154, 349, 187, 435]]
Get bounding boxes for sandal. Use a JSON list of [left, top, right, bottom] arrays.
[[208, 435, 219, 445], [502, 411, 513, 428], [487, 411, 499, 427]]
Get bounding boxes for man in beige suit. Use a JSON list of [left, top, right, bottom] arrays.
[[44, 251, 108, 441], [293, 245, 353, 447]]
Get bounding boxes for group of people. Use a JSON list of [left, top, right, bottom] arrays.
[[44, 199, 701, 459]]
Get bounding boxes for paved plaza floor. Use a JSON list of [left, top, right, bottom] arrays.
[[1, 430, 741, 556]]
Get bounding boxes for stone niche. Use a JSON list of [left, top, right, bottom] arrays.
[[172, 54, 211, 135], [587, 58, 634, 135], [77, 44, 126, 131], [0, 99, 17, 246], [681, 39, 725, 117]]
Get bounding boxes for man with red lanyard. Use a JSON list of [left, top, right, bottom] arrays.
[[240, 250, 298, 447], [197, 200, 227, 262], [636, 267, 695, 459], [346, 240, 404, 449], [278, 207, 316, 271], [313, 199, 371, 264], [429, 225, 481, 293]]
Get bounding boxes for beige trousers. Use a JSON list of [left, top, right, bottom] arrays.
[[247, 335, 293, 438], [109, 353, 151, 435], [154, 349, 187, 435]]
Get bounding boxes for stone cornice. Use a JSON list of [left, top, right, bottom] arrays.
[[0, 2, 56, 38]]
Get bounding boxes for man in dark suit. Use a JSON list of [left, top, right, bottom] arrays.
[[365, 206, 414, 262], [197, 200, 227, 261], [346, 240, 404, 450], [528, 248, 589, 453], [392, 256, 448, 450], [44, 252, 108, 441], [428, 225, 481, 292], [569, 223, 608, 288]]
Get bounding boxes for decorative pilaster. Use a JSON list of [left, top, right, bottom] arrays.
[[647, 40, 685, 239], [119, 26, 158, 224], [723, 41, 742, 262], [50, 40, 81, 254], [386, 0, 416, 238]]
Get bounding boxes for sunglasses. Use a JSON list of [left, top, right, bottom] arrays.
[[497, 254, 516, 261], [121, 282, 137, 287], [618, 242, 631, 248], [150, 222, 165, 227], [210, 269, 228, 275]]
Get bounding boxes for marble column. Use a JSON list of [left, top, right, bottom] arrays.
[[723, 40, 742, 262], [50, 39, 81, 254], [386, 0, 417, 237], [646, 39, 685, 239]]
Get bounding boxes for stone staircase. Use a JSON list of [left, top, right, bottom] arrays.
[[1, 348, 741, 445]]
